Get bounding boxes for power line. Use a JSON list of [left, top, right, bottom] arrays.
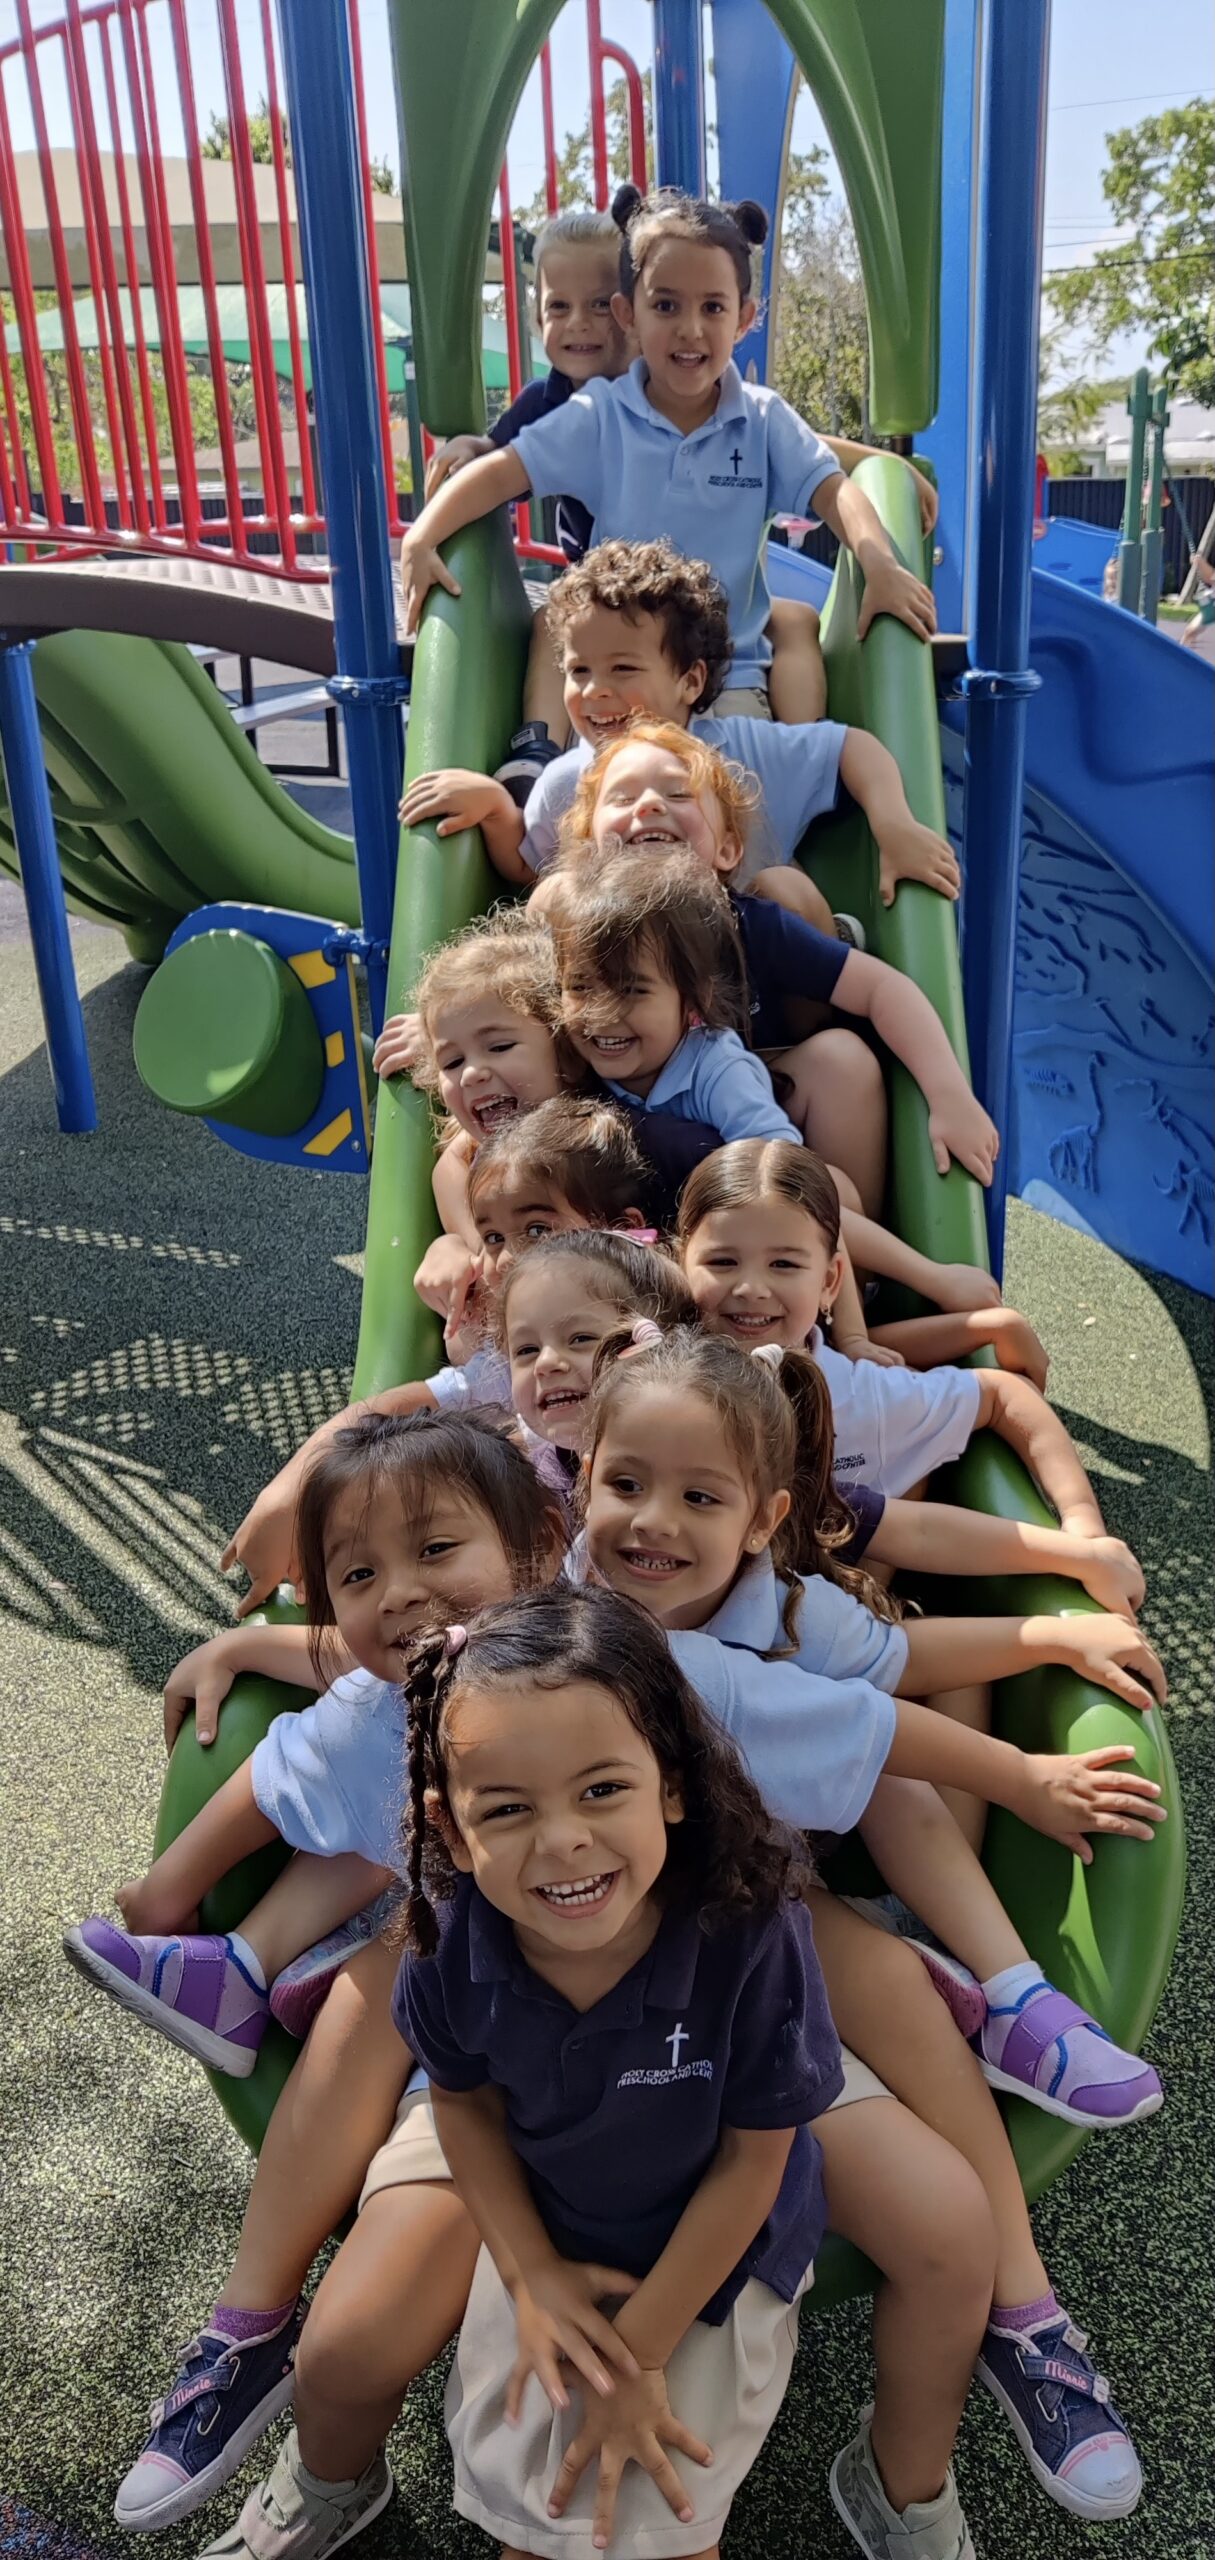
[[1043, 247, 1212, 277], [1050, 88, 1207, 113]]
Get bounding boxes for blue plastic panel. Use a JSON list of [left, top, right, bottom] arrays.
[[163, 903, 372, 1174]]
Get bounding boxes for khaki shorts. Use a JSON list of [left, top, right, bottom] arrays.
[[358, 2073, 448, 2210], [715, 682, 772, 721], [832, 2045, 891, 2108], [447, 2245, 813, 2557]]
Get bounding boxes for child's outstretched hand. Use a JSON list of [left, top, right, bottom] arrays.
[[399, 768, 516, 842], [507, 2260, 641, 2418], [399, 530, 460, 636], [546, 2364, 712, 2548], [372, 1009, 423, 1080], [927, 1087, 1000, 1184], [1013, 1743, 1166, 1864], [857, 552, 938, 644], [1072, 1535, 1145, 1621], [1052, 1613, 1166, 1710], [424, 434, 493, 498], [834, 1332, 906, 1370], [929, 1262, 1003, 1314], [876, 816, 961, 906], [163, 1631, 242, 1750]]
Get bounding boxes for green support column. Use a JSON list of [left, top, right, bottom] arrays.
[[388, 0, 563, 433], [1140, 382, 1169, 624], [1117, 367, 1150, 613]]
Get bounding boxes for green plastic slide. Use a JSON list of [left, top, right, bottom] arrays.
[[152, 482, 1183, 2304]]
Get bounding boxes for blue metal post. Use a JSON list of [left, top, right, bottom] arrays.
[[0, 641, 97, 1133], [708, 0, 798, 383], [915, 0, 982, 635], [277, 0, 404, 1034], [653, 0, 707, 196], [959, 0, 1051, 1279]]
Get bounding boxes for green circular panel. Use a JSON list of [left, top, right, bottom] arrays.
[[134, 929, 324, 1136]]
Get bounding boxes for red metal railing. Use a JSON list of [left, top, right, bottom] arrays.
[[0, 0, 649, 581]]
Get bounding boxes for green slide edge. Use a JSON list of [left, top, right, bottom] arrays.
[[0, 632, 360, 957], [153, 483, 1183, 2296]]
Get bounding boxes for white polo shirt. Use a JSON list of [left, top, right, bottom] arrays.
[[514, 359, 841, 688], [810, 1327, 983, 1498]]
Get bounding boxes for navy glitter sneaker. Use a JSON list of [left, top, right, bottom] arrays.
[[976, 2309, 1142, 2519], [493, 722, 562, 810], [114, 2308, 304, 2531]]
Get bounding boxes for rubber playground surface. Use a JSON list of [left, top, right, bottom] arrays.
[[1, 894, 1211, 2560]]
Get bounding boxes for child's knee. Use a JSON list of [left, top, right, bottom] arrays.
[[768, 595, 821, 647], [814, 1026, 885, 1107]]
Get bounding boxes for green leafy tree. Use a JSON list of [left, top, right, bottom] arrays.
[[772, 151, 869, 436], [3, 289, 219, 504], [202, 98, 395, 193], [516, 72, 654, 234], [1046, 100, 1214, 406]]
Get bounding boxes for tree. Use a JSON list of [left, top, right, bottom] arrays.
[[516, 73, 654, 234], [202, 98, 395, 194], [772, 151, 869, 436], [3, 290, 219, 507], [1046, 100, 1214, 407]]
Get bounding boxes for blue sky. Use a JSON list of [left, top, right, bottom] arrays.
[[7, 0, 1210, 385]]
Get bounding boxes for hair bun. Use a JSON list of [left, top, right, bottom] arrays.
[[731, 198, 769, 250], [612, 181, 644, 232]]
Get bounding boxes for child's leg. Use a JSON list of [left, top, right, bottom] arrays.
[[772, 1029, 888, 1217], [766, 596, 826, 723], [816, 2094, 995, 2514], [748, 863, 837, 938], [521, 604, 571, 744], [236, 1851, 395, 1983], [293, 2183, 479, 2481]]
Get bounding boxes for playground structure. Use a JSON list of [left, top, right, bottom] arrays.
[[0, 0, 1201, 2300]]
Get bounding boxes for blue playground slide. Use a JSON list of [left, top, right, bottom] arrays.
[[774, 544, 1214, 1292]]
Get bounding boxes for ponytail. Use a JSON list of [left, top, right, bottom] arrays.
[[765, 1348, 901, 1633]]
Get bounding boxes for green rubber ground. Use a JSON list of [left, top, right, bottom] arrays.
[[1, 898, 1210, 2556]]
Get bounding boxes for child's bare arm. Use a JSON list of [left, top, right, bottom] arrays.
[[900, 1613, 1166, 1711], [866, 1501, 1145, 1617], [976, 1368, 1106, 1537], [882, 1698, 1166, 1863], [431, 1136, 481, 1252], [837, 730, 960, 905], [399, 768, 531, 885], [164, 1621, 329, 1750], [116, 1760, 278, 1935], [835, 948, 999, 1184], [821, 436, 938, 533], [813, 474, 937, 643], [868, 1307, 1049, 1391], [839, 1207, 1002, 1312], [399, 448, 531, 631]]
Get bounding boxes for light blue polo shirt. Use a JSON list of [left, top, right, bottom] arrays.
[[514, 359, 841, 687], [703, 1549, 908, 1693], [521, 714, 848, 875], [602, 1024, 801, 1144]]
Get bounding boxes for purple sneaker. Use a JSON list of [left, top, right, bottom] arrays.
[[972, 1973, 1162, 2127], [269, 1891, 396, 2042], [114, 2310, 303, 2531], [977, 2311, 1142, 2518], [63, 1917, 268, 2078]]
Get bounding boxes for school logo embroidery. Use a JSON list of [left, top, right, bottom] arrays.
[[617, 2020, 714, 2088]]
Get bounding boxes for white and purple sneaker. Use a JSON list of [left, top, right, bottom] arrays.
[[269, 1891, 396, 2042], [114, 2311, 303, 2530], [63, 1917, 269, 2078], [977, 2310, 1142, 2518], [973, 1972, 1162, 2127]]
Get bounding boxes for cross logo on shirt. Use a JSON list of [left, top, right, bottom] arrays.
[[666, 2021, 689, 2068], [729, 446, 744, 473]]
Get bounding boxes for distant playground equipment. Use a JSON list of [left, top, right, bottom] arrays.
[[0, 0, 1196, 2292]]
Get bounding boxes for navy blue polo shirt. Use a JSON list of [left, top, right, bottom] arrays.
[[840, 1480, 886, 1562], [491, 373, 593, 561], [731, 892, 850, 1053], [395, 1880, 842, 2323]]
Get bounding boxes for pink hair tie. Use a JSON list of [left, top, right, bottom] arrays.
[[595, 1224, 659, 1246], [750, 1342, 784, 1372], [630, 1317, 663, 1347], [444, 1624, 468, 1657]]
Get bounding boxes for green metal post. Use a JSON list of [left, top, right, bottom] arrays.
[[1117, 367, 1150, 612], [1140, 382, 1169, 624]]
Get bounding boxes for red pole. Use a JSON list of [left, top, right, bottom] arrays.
[[0, 64, 63, 521], [63, 0, 143, 533], [601, 41, 648, 191], [257, 0, 318, 525], [347, 0, 401, 542], [213, 0, 296, 568], [119, 0, 202, 550], [98, 8, 167, 530], [14, 0, 107, 525], [498, 159, 528, 548], [539, 42, 559, 215], [586, 0, 609, 210]]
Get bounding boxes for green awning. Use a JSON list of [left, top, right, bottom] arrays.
[[6, 282, 545, 394]]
